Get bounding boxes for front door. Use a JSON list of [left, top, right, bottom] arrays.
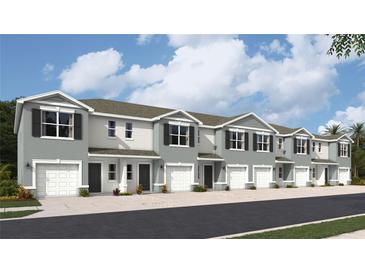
[[204, 165, 213, 189], [89, 163, 101, 193], [139, 164, 150, 191], [325, 168, 328, 184]]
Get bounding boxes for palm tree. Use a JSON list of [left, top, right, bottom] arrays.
[[348, 122, 365, 146], [323, 123, 346, 135]]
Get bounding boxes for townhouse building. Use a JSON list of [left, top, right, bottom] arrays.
[[14, 91, 352, 197]]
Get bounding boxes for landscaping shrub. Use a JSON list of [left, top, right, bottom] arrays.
[[272, 183, 279, 189], [339, 183, 344, 186], [120, 192, 133, 196], [0, 180, 18, 196], [351, 176, 364, 185], [136, 184, 143, 194], [17, 186, 33, 200], [193, 185, 206, 192], [79, 188, 89, 197], [113, 188, 120, 196], [286, 184, 296, 188], [224, 185, 230, 191], [310, 183, 315, 187], [161, 184, 168, 193], [249, 185, 256, 190]]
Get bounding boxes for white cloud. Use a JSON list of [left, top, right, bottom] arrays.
[[42, 63, 54, 81], [358, 90, 365, 103], [260, 39, 288, 56], [167, 34, 237, 48], [136, 34, 155, 45]]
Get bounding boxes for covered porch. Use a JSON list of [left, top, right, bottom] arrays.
[[311, 159, 339, 186], [197, 153, 225, 190], [275, 157, 295, 187]]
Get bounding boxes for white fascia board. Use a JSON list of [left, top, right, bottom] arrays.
[[292, 128, 315, 138], [311, 162, 339, 165], [152, 109, 203, 125], [13, 102, 23, 134], [88, 153, 161, 159], [218, 112, 279, 133], [312, 134, 354, 143], [197, 157, 224, 162], [91, 111, 153, 122], [275, 160, 294, 164], [17, 90, 94, 112]]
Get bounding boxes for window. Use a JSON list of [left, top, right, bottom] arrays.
[[278, 167, 283, 179], [169, 124, 189, 146], [108, 121, 116, 137], [229, 130, 244, 150], [278, 138, 283, 150], [257, 134, 270, 152], [127, 164, 132, 180], [198, 130, 200, 143], [340, 143, 348, 157], [312, 142, 315, 152], [108, 164, 116, 180], [41, 110, 73, 138], [125, 122, 133, 139], [312, 168, 316, 178], [296, 138, 307, 154], [318, 143, 321, 152]]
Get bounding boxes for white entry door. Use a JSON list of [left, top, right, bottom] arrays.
[[254, 167, 272, 188], [37, 164, 79, 197], [227, 166, 247, 189], [339, 168, 350, 184], [295, 167, 309, 187], [166, 165, 192, 192]]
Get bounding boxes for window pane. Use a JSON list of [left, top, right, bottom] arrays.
[[230, 132, 237, 140], [180, 136, 187, 146], [125, 130, 132, 139], [42, 124, 57, 136], [108, 121, 115, 128], [59, 126, 71, 137], [127, 164, 132, 172], [109, 164, 116, 172], [230, 141, 236, 149], [59, 113, 72, 125], [108, 129, 115, 137], [171, 135, 179, 145], [109, 173, 116, 180], [43, 111, 57, 123], [170, 125, 178, 135], [126, 122, 132, 130], [127, 172, 132, 180], [237, 141, 242, 149], [180, 126, 188, 136], [237, 132, 243, 141]]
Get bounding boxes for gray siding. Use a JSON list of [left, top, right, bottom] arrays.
[[329, 141, 351, 168], [18, 102, 89, 187], [230, 115, 272, 130]]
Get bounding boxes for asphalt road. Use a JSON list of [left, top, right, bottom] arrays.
[[1, 193, 365, 238]]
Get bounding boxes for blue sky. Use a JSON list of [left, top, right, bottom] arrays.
[[1, 34, 364, 133]]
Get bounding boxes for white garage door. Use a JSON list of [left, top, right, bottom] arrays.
[[339, 169, 350, 184], [37, 164, 79, 197], [228, 166, 247, 189], [166, 165, 192, 192], [254, 167, 271, 188], [295, 168, 308, 187]]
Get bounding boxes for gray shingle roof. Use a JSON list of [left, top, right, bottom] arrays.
[[198, 153, 223, 159], [275, 156, 294, 162], [312, 134, 344, 140], [270, 123, 300, 135], [89, 148, 159, 157], [311, 158, 338, 164]]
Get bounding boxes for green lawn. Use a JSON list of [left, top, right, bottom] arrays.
[[0, 210, 42, 219], [233, 215, 365, 239], [0, 199, 41, 208]]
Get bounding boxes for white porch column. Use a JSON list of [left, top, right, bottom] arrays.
[[119, 159, 128, 192]]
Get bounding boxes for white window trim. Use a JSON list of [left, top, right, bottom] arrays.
[[125, 122, 133, 140], [108, 120, 116, 138], [229, 129, 245, 151], [318, 142, 322, 152], [256, 132, 270, 152], [296, 137, 307, 155], [277, 138, 283, 150], [339, 142, 349, 157], [108, 163, 117, 182], [169, 122, 190, 147], [40, 109, 74, 140]]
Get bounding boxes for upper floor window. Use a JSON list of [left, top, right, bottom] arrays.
[[278, 138, 283, 150], [318, 143, 321, 152], [257, 134, 270, 152], [312, 167, 316, 178], [108, 121, 116, 137], [198, 130, 200, 143], [278, 167, 283, 178], [41, 110, 73, 138], [127, 164, 133, 180], [340, 143, 348, 157], [312, 142, 316, 152], [170, 124, 189, 146], [296, 138, 307, 154], [125, 122, 133, 139], [229, 130, 245, 150], [108, 164, 116, 180]]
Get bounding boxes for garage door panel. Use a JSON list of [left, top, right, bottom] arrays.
[[295, 168, 308, 187], [167, 166, 192, 192], [339, 169, 349, 184], [228, 167, 247, 189], [255, 167, 271, 188]]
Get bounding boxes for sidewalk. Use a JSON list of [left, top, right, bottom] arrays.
[[327, 229, 365, 239]]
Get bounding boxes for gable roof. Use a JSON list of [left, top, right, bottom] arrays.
[[270, 123, 301, 135], [313, 133, 353, 143]]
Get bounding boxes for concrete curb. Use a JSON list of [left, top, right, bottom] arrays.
[[1, 206, 43, 212], [212, 213, 365, 239]]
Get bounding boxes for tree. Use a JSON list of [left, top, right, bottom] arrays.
[[352, 145, 365, 178], [348, 122, 365, 146], [328, 34, 365, 58], [323, 123, 346, 135], [0, 100, 17, 178]]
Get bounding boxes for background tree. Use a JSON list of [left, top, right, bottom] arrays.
[[0, 100, 17, 178], [348, 122, 365, 146], [323, 123, 345, 135], [328, 34, 365, 58]]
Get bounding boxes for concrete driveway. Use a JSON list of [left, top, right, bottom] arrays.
[[18, 185, 365, 219]]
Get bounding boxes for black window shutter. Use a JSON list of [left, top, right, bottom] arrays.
[[225, 130, 230, 149], [337, 143, 340, 157], [244, 132, 249, 151], [253, 133, 257, 151], [32, 109, 41, 137], [348, 144, 351, 157], [270, 135, 273, 152], [74, 113, 82, 140], [163, 124, 169, 146], [293, 138, 297, 154], [307, 139, 310, 154], [189, 126, 195, 147]]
